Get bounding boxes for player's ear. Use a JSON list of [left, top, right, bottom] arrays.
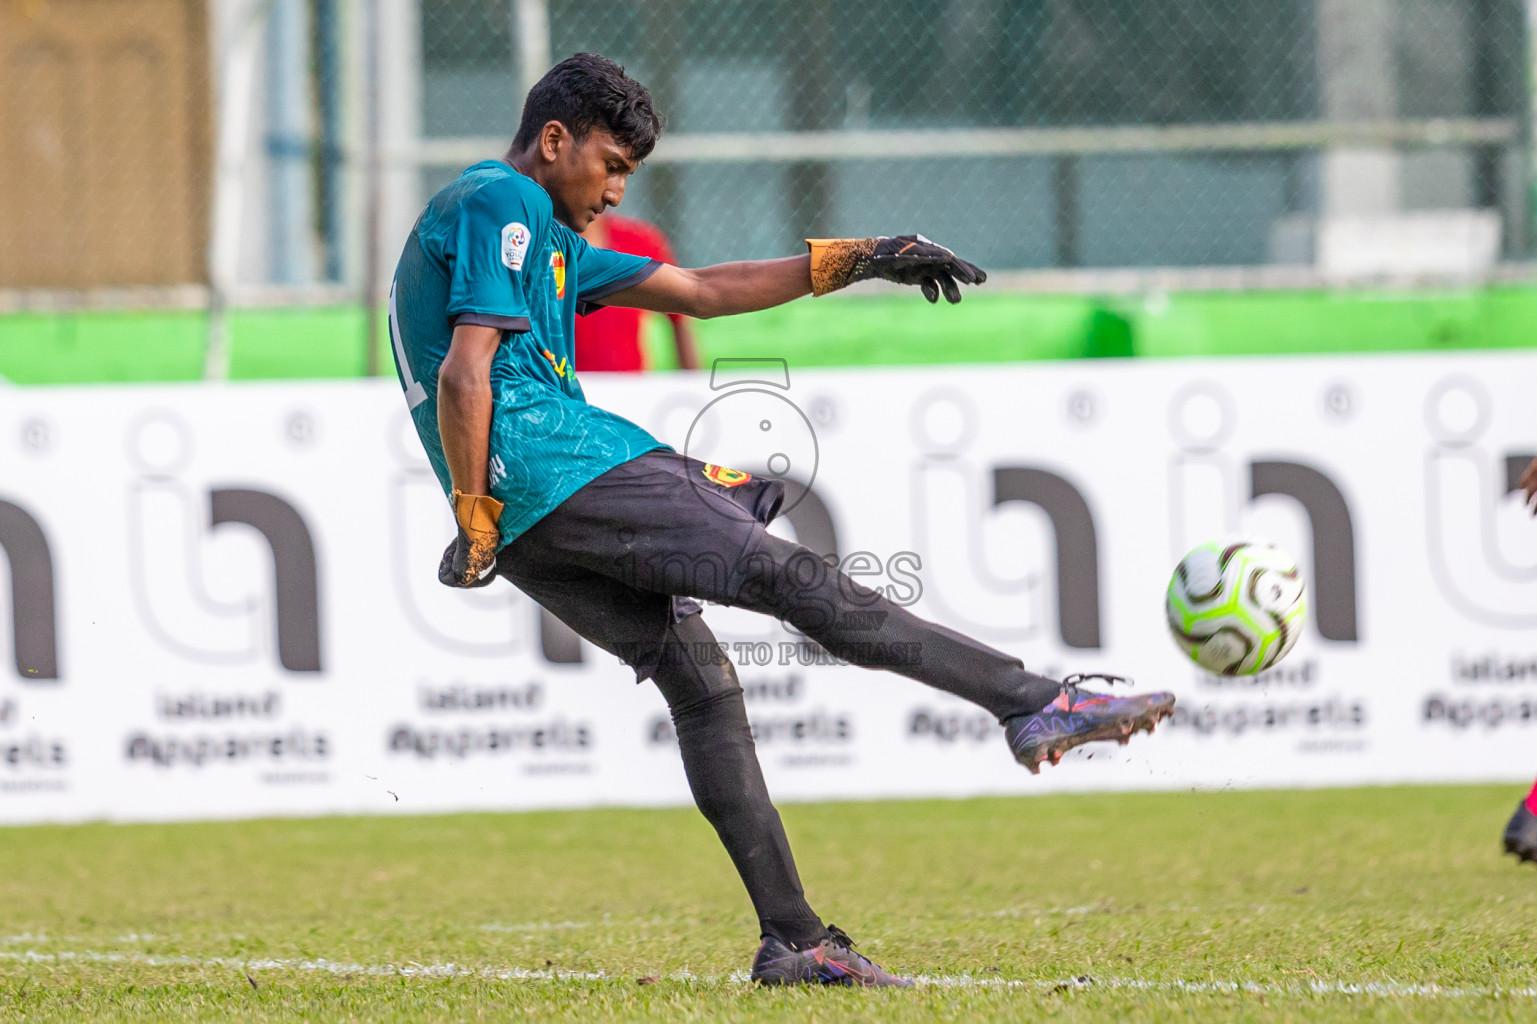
[[539, 121, 566, 163]]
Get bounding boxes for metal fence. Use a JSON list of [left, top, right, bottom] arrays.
[[1, 0, 1532, 299], [418, 0, 1531, 274]]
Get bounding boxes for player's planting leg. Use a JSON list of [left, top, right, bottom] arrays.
[[730, 534, 1174, 773], [652, 612, 911, 986], [650, 612, 822, 948], [490, 552, 908, 983]]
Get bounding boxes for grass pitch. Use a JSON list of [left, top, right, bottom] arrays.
[[2, 785, 1534, 1022]]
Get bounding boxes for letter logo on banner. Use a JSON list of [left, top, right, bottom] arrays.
[[126, 411, 322, 672], [908, 389, 1099, 645], [210, 490, 322, 672], [1249, 462, 1358, 642], [1168, 383, 1359, 642], [909, 390, 1039, 639], [992, 468, 1102, 649], [0, 499, 59, 680], [1424, 377, 1537, 628]]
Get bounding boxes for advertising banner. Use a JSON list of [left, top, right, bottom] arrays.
[[0, 351, 1534, 823]]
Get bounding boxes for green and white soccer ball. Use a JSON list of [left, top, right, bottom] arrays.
[[1166, 537, 1307, 675]]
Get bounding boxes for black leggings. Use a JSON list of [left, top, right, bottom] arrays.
[[500, 455, 1062, 949]]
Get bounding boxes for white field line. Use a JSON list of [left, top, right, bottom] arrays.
[[2, 949, 1536, 999], [0, 949, 610, 981], [910, 974, 1537, 999]]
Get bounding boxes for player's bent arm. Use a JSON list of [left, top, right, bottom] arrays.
[[437, 323, 502, 493], [602, 258, 812, 320], [436, 323, 506, 587]]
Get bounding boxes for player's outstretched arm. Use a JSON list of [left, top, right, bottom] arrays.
[[609, 256, 812, 320], [602, 234, 985, 319], [436, 323, 505, 587]]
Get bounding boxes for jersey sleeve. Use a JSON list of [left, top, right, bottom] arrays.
[[446, 179, 547, 333], [571, 233, 663, 316]]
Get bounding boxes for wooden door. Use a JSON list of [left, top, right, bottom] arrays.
[[0, 0, 211, 287]]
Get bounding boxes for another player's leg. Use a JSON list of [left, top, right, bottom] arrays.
[[1503, 778, 1537, 865], [728, 533, 1175, 773], [653, 612, 910, 987]]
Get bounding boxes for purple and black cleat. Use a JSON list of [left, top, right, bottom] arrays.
[[749, 925, 912, 988], [1004, 673, 1176, 775]]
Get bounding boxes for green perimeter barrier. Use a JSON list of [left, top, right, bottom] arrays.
[[1, 286, 1534, 384]]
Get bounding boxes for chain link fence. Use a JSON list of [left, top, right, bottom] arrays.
[[1, 0, 1532, 295]]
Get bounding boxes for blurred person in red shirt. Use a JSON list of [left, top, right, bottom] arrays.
[[576, 214, 700, 371]]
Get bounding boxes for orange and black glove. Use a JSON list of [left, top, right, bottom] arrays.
[[806, 234, 986, 303], [437, 489, 504, 588]]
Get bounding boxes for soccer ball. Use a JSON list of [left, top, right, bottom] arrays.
[[1166, 538, 1307, 675]]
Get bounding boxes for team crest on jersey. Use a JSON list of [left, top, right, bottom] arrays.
[[702, 463, 751, 487], [550, 250, 566, 299], [501, 222, 530, 271], [541, 348, 569, 379]]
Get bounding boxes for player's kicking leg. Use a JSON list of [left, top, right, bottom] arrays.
[[1504, 780, 1537, 865], [511, 449, 1174, 774], [726, 532, 1175, 773]]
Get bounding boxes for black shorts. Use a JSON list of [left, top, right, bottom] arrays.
[[494, 449, 785, 681]]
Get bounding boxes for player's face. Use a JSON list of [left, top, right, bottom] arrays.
[[550, 130, 637, 232]]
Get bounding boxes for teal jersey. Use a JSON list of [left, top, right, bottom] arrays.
[[389, 160, 669, 546]]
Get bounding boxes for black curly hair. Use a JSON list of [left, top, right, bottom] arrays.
[[512, 53, 663, 161]]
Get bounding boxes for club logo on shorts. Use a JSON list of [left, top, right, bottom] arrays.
[[550, 250, 566, 299], [501, 222, 530, 271], [702, 463, 751, 487]]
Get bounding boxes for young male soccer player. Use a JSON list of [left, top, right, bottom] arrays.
[[389, 53, 1175, 987], [1503, 457, 1537, 865]]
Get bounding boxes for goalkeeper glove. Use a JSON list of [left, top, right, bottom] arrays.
[[806, 234, 986, 303], [438, 488, 504, 588]]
